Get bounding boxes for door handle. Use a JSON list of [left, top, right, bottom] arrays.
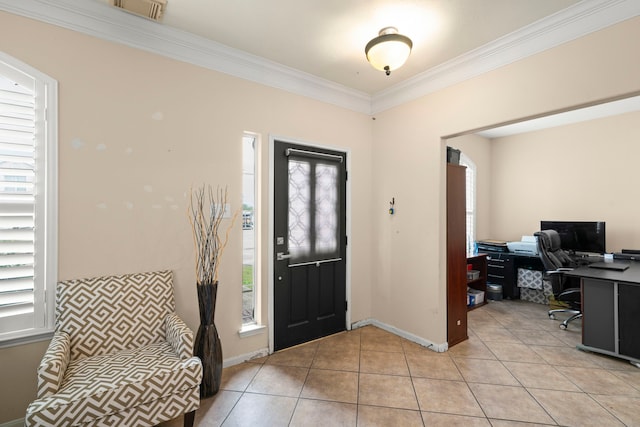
[[277, 252, 292, 261]]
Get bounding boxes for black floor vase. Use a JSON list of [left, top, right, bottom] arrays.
[[194, 281, 223, 398]]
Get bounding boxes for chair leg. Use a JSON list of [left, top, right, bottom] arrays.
[[184, 410, 196, 427], [548, 308, 580, 317], [560, 313, 582, 330]]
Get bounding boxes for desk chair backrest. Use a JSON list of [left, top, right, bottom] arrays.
[[534, 230, 574, 295], [535, 230, 574, 270]]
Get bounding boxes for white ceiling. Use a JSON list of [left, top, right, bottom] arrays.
[[103, 0, 580, 95]]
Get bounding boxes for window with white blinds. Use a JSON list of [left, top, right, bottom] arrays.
[[459, 153, 476, 254], [0, 53, 57, 344]]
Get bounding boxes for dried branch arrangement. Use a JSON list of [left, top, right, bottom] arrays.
[[189, 185, 239, 285]]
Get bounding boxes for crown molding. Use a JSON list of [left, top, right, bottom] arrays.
[[371, 0, 640, 113], [1, 0, 638, 116], [0, 0, 372, 114]]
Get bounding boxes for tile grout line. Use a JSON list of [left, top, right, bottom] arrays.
[[403, 344, 427, 426], [355, 327, 362, 426], [218, 360, 264, 426]]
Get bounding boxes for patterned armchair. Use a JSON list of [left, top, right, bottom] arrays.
[[25, 270, 202, 427]]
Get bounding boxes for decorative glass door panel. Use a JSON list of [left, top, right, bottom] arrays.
[[315, 163, 338, 254], [287, 159, 311, 258], [287, 159, 339, 262]]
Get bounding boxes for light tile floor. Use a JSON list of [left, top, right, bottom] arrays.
[[164, 299, 640, 426]]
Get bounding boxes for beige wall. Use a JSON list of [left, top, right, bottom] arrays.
[[1, 8, 640, 424], [0, 340, 48, 422], [0, 12, 374, 422], [489, 110, 640, 250], [370, 17, 640, 344]]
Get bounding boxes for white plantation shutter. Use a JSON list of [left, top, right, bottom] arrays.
[[460, 153, 476, 254], [0, 75, 36, 326], [0, 53, 57, 343]]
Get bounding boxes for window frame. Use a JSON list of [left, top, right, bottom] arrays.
[[0, 52, 58, 347], [459, 152, 476, 254], [241, 133, 258, 328]]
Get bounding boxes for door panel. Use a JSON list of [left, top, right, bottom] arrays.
[[582, 278, 615, 352], [274, 140, 346, 351], [618, 283, 640, 359]]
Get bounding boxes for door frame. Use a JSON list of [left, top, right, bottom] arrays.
[[268, 135, 352, 354]]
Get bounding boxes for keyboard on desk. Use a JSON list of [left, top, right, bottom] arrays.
[[588, 261, 629, 271], [569, 255, 594, 266]]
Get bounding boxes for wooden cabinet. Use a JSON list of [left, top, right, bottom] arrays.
[[447, 163, 467, 347], [466, 254, 487, 310]]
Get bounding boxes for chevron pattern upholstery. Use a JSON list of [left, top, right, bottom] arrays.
[[25, 271, 202, 427]]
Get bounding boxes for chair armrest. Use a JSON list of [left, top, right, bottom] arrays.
[[37, 331, 71, 399], [556, 287, 582, 306], [165, 313, 194, 360], [546, 268, 573, 275], [558, 287, 581, 299]]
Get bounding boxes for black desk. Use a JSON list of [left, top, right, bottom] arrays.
[[565, 261, 640, 366]]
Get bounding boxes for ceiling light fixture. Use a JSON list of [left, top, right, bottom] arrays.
[[365, 27, 413, 76]]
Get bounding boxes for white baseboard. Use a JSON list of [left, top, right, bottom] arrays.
[[0, 419, 23, 427], [219, 317, 449, 367], [351, 318, 448, 353], [223, 347, 269, 368]]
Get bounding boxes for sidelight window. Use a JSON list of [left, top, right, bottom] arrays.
[[460, 152, 476, 254], [242, 133, 257, 325]]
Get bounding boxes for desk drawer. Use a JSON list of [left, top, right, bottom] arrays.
[[486, 254, 518, 299], [488, 263, 513, 279], [488, 264, 506, 273], [487, 255, 513, 265], [487, 273, 506, 283]]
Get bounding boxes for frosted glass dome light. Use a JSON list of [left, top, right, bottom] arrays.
[[365, 27, 413, 76]]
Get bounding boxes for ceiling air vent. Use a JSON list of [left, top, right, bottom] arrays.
[[111, 0, 167, 21]]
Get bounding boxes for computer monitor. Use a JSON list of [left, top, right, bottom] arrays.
[[540, 220, 606, 255]]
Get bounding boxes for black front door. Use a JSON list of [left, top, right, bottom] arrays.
[[273, 140, 347, 351]]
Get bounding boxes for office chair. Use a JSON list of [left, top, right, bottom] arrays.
[[534, 230, 582, 330]]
